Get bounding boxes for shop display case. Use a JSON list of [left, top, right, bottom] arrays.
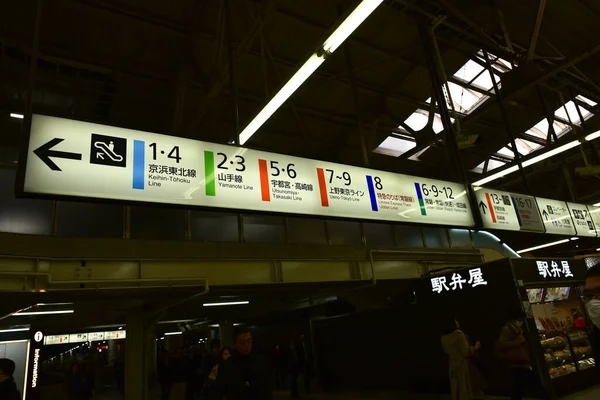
[[531, 286, 596, 383]]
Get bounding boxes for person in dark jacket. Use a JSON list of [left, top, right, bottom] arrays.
[[212, 328, 272, 400], [495, 309, 549, 400], [0, 358, 21, 400]]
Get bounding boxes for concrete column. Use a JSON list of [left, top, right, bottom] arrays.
[[219, 320, 234, 348], [125, 313, 146, 400]]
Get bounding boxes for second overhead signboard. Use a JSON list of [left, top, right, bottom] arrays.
[[22, 115, 475, 227], [475, 188, 599, 237]]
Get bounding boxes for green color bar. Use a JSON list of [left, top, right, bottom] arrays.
[[418, 198, 427, 216], [204, 151, 216, 196]]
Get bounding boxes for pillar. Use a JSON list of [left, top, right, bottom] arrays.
[[125, 313, 146, 400], [219, 320, 234, 348]]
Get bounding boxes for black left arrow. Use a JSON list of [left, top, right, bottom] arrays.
[[33, 138, 82, 171]]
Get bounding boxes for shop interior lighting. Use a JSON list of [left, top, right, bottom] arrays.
[[164, 331, 182, 336], [516, 239, 572, 254], [238, 0, 383, 145], [13, 310, 74, 316], [10, 113, 24, 119], [0, 327, 30, 333], [203, 301, 249, 307]]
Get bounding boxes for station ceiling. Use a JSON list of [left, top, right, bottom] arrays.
[[2, 1, 600, 254]]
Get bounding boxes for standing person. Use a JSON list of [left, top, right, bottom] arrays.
[[212, 328, 273, 400], [440, 317, 483, 400], [584, 294, 600, 369], [201, 347, 232, 400], [201, 339, 222, 386], [495, 309, 549, 400], [0, 358, 21, 400]]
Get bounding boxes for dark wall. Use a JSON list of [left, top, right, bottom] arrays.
[[312, 263, 523, 395]]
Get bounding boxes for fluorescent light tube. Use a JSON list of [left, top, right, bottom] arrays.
[[36, 302, 74, 306], [203, 301, 249, 307], [472, 165, 519, 186], [322, 0, 384, 54], [521, 141, 580, 167], [516, 239, 570, 254], [10, 113, 24, 119], [164, 331, 182, 336], [13, 310, 74, 316], [472, 141, 581, 186], [239, 54, 324, 145], [0, 328, 30, 333], [585, 130, 600, 141], [238, 0, 383, 145]]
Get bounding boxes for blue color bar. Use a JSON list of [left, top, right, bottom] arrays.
[[511, 196, 523, 226], [365, 175, 378, 212], [133, 140, 145, 190]]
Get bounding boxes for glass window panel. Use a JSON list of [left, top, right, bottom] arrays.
[[471, 71, 500, 91], [487, 159, 505, 171], [453, 60, 485, 83], [326, 220, 362, 246], [0, 168, 53, 235], [394, 225, 423, 247], [447, 82, 486, 113], [243, 215, 285, 243], [287, 217, 326, 244], [403, 109, 429, 131], [449, 229, 472, 248], [130, 206, 185, 240], [422, 227, 449, 248], [191, 211, 239, 242], [555, 101, 587, 125], [497, 147, 514, 158], [362, 222, 394, 246], [515, 139, 542, 155], [57, 202, 123, 238], [373, 136, 417, 157]]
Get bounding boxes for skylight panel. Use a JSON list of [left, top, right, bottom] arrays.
[[373, 136, 417, 157], [555, 100, 591, 126], [453, 60, 485, 83], [515, 138, 542, 155], [472, 159, 505, 174], [497, 147, 514, 158], [446, 82, 487, 113], [403, 109, 429, 131]]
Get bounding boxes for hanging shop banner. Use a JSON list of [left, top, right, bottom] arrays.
[[475, 188, 543, 232], [22, 115, 474, 227], [535, 197, 576, 235], [567, 202, 597, 237]]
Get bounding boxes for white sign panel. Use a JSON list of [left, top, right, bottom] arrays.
[[535, 197, 576, 235], [430, 267, 488, 294], [567, 203, 597, 237], [44, 334, 69, 345], [589, 206, 600, 236], [475, 189, 520, 230], [104, 330, 126, 340], [88, 332, 105, 341], [23, 115, 474, 227], [69, 333, 88, 343], [510, 193, 544, 232]]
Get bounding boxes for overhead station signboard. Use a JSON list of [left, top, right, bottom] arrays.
[[475, 188, 543, 232], [567, 202, 597, 237], [44, 334, 69, 345], [535, 197, 576, 235], [69, 333, 88, 344], [104, 330, 126, 340], [22, 115, 474, 227]]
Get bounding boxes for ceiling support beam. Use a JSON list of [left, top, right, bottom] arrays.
[[482, 50, 530, 193], [181, 0, 281, 135], [527, 0, 546, 62]]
